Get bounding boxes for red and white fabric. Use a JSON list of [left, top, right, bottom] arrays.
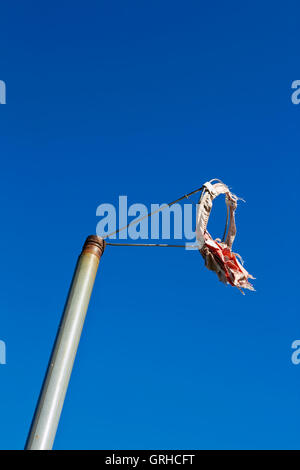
[[196, 180, 255, 293]]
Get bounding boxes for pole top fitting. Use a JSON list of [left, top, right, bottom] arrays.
[[81, 235, 106, 259]]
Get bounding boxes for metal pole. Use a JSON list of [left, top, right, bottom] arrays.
[[25, 235, 105, 450]]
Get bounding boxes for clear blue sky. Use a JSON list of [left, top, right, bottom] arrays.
[[0, 1, 300, 450]]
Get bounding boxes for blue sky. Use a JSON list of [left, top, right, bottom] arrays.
[[0, 1, 300, 450]]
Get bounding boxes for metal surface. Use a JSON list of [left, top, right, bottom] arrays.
[[25, 236, 105, 450]]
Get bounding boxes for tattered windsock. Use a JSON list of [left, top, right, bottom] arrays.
[[196, 179, 255, 294]]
